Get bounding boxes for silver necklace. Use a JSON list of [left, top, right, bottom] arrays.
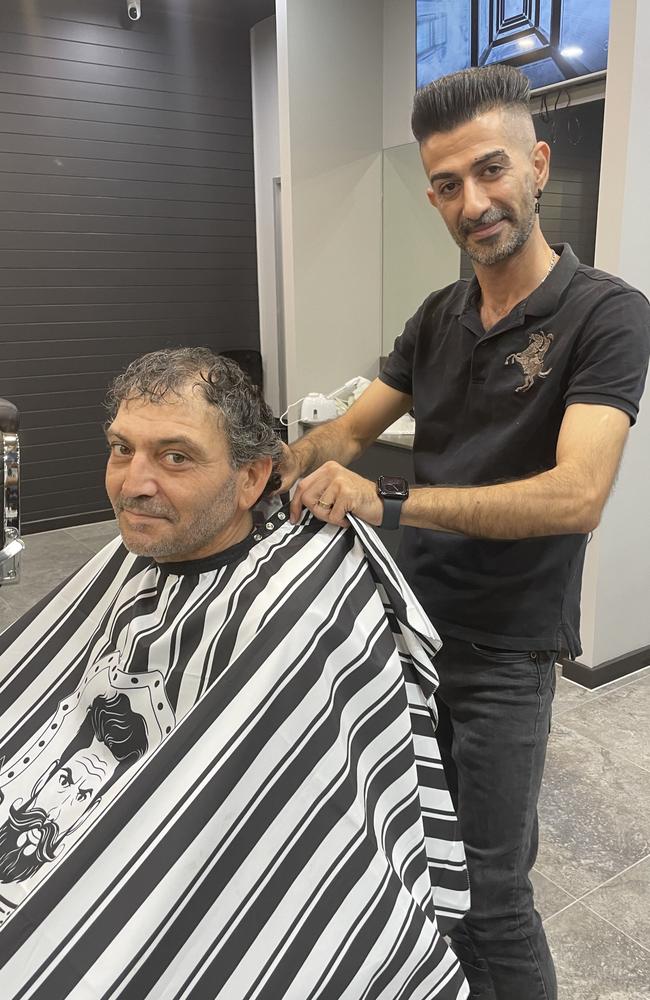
[[481, 250, 559, 325], [546, 249, 558, 279]]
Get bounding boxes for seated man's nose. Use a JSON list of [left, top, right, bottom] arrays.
[[122, 479, 157, 498], [122, 462, 158, 496]]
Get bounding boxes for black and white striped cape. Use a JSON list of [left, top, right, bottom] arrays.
[[0, 507, 470, 999]]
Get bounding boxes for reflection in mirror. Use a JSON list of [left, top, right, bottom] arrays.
[[382, 142, 460, 356]]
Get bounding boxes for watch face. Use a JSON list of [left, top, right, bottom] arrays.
[[378, 475, 409, 500]]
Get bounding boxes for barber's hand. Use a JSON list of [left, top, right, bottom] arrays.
[[290, 461, 383, 528], [274, 442, 303, 495]]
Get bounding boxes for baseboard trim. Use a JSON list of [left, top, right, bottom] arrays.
[[560, 644, 650, 689], [23, 508, 114, 535]]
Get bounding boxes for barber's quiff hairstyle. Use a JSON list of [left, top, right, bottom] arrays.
[[411, 65, 531, 144], [106, 347, 283, 496]]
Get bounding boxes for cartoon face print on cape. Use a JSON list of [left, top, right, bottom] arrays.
[[0, 651, 174, 919]]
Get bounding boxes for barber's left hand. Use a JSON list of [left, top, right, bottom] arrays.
[[290, 461, 383, 527]]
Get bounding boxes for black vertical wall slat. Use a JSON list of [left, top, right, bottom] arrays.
[[0, 0, 263, 533]]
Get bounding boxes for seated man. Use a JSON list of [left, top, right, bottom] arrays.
[[0, 348, 470, 1000]]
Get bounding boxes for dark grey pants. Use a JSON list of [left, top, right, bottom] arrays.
[[434, 635, 558, 1000]]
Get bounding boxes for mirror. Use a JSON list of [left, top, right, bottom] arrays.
[[382, 142, 460, 356]]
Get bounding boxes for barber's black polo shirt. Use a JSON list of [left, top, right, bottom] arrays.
[[379, 244, 650, 657]]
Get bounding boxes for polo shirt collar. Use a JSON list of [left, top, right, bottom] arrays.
[[524, 243, 578, 315], [451, 277, 478, 316], [451, 243, 579, 321]]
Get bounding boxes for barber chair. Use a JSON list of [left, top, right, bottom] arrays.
[[0, 397, 23, 585]]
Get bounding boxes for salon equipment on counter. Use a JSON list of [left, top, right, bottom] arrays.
[[299, 392, 338, 424], [282, 375, 415, 435]]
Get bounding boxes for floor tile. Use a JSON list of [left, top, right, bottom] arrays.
[[0, 531, 94, 625], [554, 665, 600, 715], [553, 664, 650, 719], [553, 672, 650, 773], [21, 527, 92, 555], [582, 855, 650, 952], [0, 605, 19, 635], [63, 519, 119, 547], [545, 900, 650, 1000], [530, 867, 575, 920], [536, 723, 650, 897]]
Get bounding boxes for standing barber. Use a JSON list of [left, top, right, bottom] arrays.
[[278, 66, 650, 1000]]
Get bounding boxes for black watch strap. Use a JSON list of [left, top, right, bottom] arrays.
[[379, 496, 404, 531]]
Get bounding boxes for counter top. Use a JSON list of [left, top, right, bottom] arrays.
[[376, 432, 414, 451]]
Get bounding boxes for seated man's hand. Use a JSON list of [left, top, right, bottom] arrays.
[[290, 462, 383, 528]]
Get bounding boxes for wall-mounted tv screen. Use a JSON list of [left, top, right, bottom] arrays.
[[416, 1, 610, 93]]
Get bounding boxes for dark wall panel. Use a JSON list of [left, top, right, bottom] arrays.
[[0, 0, 261, 532]]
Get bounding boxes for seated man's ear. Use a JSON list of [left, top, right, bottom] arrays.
[[237, 457, 273, 510]]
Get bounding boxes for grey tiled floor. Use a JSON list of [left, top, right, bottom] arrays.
[[0, 519, 122, 628], [2, 521, 649, 999]]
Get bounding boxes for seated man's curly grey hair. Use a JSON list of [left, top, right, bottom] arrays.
[[105, 347, 283, 497]]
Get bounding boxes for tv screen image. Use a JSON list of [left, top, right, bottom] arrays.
[[416, 0, 610, 92]]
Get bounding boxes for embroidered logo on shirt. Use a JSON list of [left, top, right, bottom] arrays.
[[505, 331, 554, 393]]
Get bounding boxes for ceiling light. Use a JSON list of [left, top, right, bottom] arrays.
[[518, 38, 535, 50], [560, 46, 584, 58]]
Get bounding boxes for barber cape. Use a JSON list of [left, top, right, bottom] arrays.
[[0, 507, 470, 1000]]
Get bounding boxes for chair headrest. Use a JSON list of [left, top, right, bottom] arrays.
[[0, 398, 19, 434]]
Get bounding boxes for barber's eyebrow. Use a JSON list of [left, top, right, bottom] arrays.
[[429, 148, 510, 184], [473, 148, 508, 164]]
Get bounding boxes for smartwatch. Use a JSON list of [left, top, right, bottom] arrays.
[[376, 475, 409, 530]]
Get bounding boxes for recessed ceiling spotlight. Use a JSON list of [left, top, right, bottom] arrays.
[[561, 45, 584, 57], [518, 38, 535, 50]]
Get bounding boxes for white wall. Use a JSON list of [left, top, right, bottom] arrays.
[[383, 0, 416, 150], [584, 0, 650, 666], [251, 16, 282, 415], [275, 0, 384, 424]]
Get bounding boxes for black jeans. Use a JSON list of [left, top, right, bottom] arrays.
[[434, 635, 558, 1000]]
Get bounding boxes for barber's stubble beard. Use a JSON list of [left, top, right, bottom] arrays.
[[112, 475, 239, 561], [453, 186, 537, 266]]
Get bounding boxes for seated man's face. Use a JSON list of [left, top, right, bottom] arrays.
[[105, 387, 264, 561]]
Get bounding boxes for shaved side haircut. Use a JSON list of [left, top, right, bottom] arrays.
[[412, 65, 534, 146]]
